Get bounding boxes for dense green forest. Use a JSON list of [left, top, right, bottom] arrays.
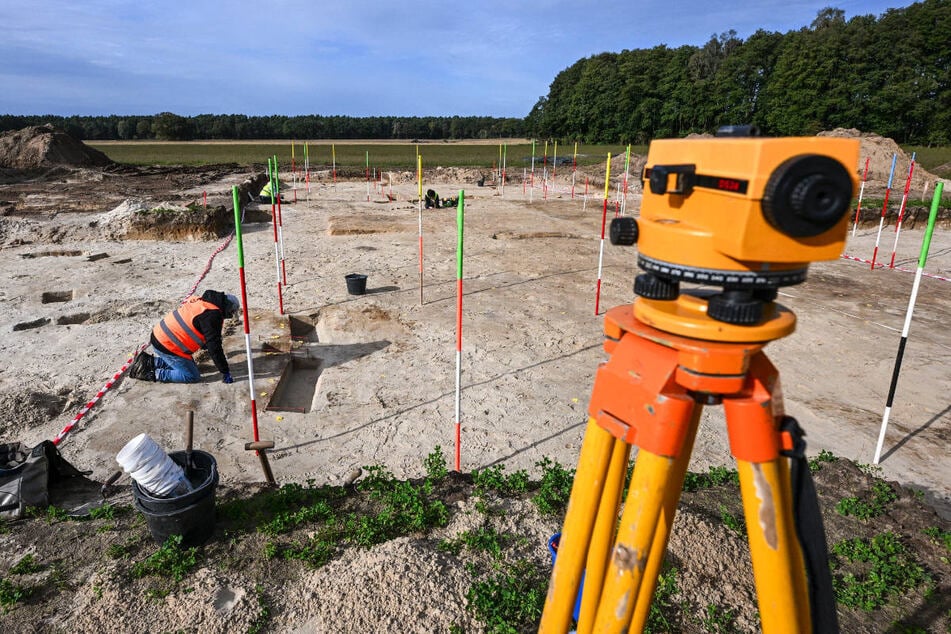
[[2, 1, 946, 145], [527, 0, 949, 144]]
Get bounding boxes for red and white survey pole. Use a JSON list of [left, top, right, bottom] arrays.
[[851, 157, 870, 237], [232, 185, 276, 485], [871, 153, 898, 269], [594, 153, 611, 315], [267, 158, 284, 315], [454, 191, 465, 471], [888, 152, 916, 269]]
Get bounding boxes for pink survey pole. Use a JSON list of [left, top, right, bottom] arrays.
[[454, 191, 465, 471], [851, 158, 870, 237], [888, 153, 916, 269], [594, 154, 612, 315], [267, 158, 284, 314], [871, 154, 898, 269]]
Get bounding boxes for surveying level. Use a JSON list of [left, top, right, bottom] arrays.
[[540, 130, 858, 633]]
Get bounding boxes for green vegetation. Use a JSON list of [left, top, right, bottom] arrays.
[[646, 565, 682, 633], [836, 481, 898, 520], [0, 577, 31, 613], [83, 140, 633, 168], [532, 458, 576, 517], [131, 534, 200, 583], [808, 449, 838, 473], [529, 2, 949, 144], [719, 505, 746, 535], [683, 465, 739, 492], [700, 604, 740, 633], [831, 532, 930, 610], [466, 559, 547, 634], [247, 584, 271, 634], [9, 555, 41, 576], [473, 464, 530, 497], [923, 526, 951, 552]]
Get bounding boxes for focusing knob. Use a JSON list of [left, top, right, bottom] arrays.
[[634, 273, 679, 300], [762, 154, 852, 238], [609, 217, 638, 246], [707, 291, 764, 325]]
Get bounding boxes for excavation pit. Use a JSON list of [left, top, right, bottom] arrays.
[[56, 312, 90, 325], [20, 250, 84, 259], [42, 290, 74, 304], [13, 318, 51, 331], [265, 355, 322, 413]]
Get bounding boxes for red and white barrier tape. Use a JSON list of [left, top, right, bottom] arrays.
[[52, 228, 237, 446], [840, 253, 951, 283]]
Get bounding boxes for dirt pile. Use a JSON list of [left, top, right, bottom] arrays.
[[818, 128, 940, 194], [0, 125, 112, 170]]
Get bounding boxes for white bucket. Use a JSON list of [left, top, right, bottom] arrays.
[[116, 433, 194, 498]]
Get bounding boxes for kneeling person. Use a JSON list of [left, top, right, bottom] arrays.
[[131, 290, 239, 384]]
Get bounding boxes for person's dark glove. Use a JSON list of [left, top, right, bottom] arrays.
[[222, 372, 234, 384]]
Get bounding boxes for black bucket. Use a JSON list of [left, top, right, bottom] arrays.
[[132, 449, 218, 546], [345, 273, 368, 295]]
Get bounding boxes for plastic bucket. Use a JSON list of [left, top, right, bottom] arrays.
[[116, 433, 193, 498], [345, 273, 368, 295], [132, 450, 218, 546], [548, 533, 584, 622]]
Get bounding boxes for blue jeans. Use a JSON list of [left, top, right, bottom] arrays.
[[153, 348, 201, 383]]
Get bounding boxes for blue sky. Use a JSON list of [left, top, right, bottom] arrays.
[[1, 0, 918, 118]]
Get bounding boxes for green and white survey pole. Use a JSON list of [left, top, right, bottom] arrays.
[[873, 181, 944, 464], [454, 190, 465, 472], [273, 155, 287, 288], [267, 157, 284, 314]]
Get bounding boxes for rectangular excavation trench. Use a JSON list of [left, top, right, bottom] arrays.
[[265, 355, 322, 413]]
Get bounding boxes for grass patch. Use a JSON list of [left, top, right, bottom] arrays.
[[9, 554, 41, 576], [131, 534, 200, 583], [532, 458, 575, 516], [87, 141, 639, 169], [466, 559, 547, 634], [808, 449, 838, 473], [836, 481, 897, 520], [683, 466, 739, 492], [831, 531, 930, 610], [473, 465, 529, 497], [0, 577, 31, 613]]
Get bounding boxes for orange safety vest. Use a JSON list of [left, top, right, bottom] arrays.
[[152, 296, 219, 359]]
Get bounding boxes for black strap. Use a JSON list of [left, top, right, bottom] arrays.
[[780, 416, 840, 633]]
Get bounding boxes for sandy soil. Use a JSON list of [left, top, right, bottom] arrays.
[[0, 155, 948, 632]]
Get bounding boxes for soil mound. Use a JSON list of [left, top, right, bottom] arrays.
[[818, 128, 940, 193], [0, 124, 112, 170]]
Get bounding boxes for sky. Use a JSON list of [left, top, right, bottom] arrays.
[[1, 0, 920, 119]]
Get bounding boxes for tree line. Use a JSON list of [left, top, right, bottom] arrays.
[[0, 113, 527, 142], [526, 0, 949, 145], [1, 1, 946, 146]]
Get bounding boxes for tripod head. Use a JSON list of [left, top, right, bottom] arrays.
[[611, 129, 859, 341]]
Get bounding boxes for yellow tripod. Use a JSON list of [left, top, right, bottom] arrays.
[[538, 132, 856, 633], [539, 296, 833, 632]]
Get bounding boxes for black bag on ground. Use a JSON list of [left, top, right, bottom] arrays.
[[0, 441, 89, 519]]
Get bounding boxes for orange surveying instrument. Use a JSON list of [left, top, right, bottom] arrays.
[[540, 129, 859, 633]]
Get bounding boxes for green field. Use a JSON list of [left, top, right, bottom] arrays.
[[87, 140, 951, 178], [86, 141, 646, 170]]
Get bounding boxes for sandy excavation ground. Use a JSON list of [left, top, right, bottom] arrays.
[[0, 132, 949, 631]]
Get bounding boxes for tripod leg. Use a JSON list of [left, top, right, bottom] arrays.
[[540, 418, 616, 633], [576, 439, 631, 632], [737, 459, 811, 633], [591, 445, 688, 631], [628, 405, 702, 632]]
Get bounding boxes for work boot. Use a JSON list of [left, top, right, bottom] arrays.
[[129, 352, 155, 381]]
